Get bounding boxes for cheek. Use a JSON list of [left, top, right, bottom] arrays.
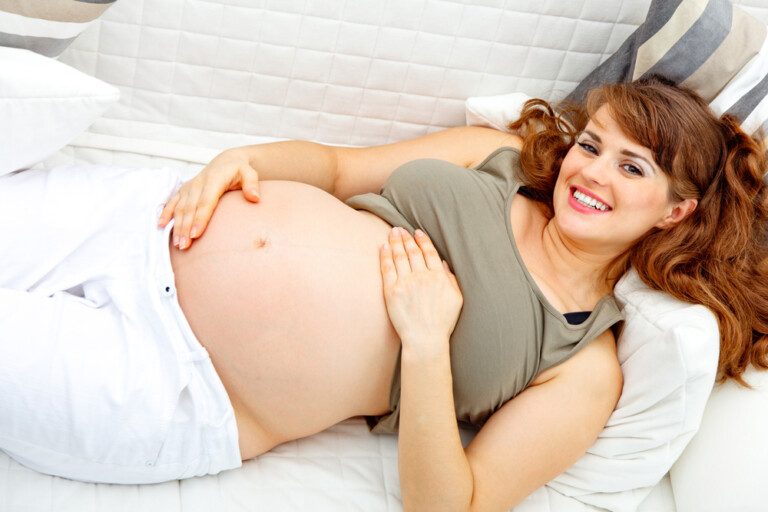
[[559, 150, 578, 175], [619, 188, 670, 219], [557, 150, 588, 187], [555, 157, 577, 189]]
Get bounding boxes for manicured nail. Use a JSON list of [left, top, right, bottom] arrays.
[[415, 229, 424, 237], [173, 235, 180, 247], [190, 226, 198, 238], [180, 236, 188, 249]]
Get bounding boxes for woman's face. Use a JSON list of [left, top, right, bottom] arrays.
[[552, 105, 695, 254]]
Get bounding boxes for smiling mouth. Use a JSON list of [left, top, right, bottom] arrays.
[[570, 187, 612, 211]]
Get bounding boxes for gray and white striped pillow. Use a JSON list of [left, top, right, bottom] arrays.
[[567, 0, 768, 138], [0, 0, 117, 58]]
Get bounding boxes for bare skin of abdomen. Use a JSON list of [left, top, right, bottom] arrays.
[[169, 181, 400, 460]]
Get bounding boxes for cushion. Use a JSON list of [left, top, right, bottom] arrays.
[[669, 365, 768, 512], [546, 269, 719, 512], [465, 93, 532, 133], [0, 46, 119, 176], [0, 0, 118, 57], [567, 0, 768, 136], [468, 0, 768, 135]]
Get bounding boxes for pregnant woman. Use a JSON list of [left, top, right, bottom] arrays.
[[3, 77, 767, 511]]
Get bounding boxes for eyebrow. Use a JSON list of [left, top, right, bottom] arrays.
[[581, 130, 658, 175]]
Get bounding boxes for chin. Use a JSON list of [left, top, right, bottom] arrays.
[[555, 216, 598, 244]]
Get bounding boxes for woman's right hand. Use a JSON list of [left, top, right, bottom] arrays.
[[158, 148, 262, 250]]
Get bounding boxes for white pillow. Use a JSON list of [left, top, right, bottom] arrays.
[[669, 365, 768, 512], [465, 93, 532, 132], [547, 269, 719, 512], [0, 46, 119, 177]]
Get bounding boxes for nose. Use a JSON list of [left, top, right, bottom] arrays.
[[581, 155, 610, 185]]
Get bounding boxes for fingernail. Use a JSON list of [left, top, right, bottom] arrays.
[[173, 235, 180, 247], [190, 226, 198, 238], [415, 229, 424, 237], [180, 236, 188, 249]]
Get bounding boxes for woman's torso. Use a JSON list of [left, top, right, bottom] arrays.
[[169, 160, 616, 459]]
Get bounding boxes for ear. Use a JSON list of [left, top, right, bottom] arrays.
[[656, 198, 698, 229]]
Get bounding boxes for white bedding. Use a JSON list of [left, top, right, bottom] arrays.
[[7, 0, 768, 511], [0, 416, 676, 512]]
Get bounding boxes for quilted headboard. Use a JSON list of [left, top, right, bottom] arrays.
[[55, 0, 768, 164]]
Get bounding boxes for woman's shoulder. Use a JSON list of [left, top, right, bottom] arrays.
[[531, 329, 621, 390], [464, 127, 522, 168]]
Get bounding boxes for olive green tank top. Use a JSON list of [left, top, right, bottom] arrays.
[[345, 147, 623, 433]]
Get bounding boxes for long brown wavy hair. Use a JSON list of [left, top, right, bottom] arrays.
[[509, 76, 768, 386]]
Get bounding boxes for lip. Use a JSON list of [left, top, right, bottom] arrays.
[[568, 186, 612, 214]]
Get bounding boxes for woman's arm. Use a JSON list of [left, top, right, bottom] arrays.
[[159, 126, 517, 249], [398, 333, 473, 510], [227, 126, 517, 199], [460, 333, 622, 511], [380, 228, 622, 511], [400, 332, 622, 512], [379, 226, 471, 509]]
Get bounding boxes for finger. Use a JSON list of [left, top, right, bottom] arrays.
[[401, 228, 427, 272], [176, 183, 204, 249], [414, 229, 442, 271], [379, 242, 397, 289], [240, 165, 261, 203], [188, 180, 230, 240], [158, 193, 180, 227], [389, 227, 412, 274], [173, 182, 194, 249], [171, 187, 192, 247]]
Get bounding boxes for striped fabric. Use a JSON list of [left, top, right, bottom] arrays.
[[567, 0, 768, 137], [0, 0, 117, 57]]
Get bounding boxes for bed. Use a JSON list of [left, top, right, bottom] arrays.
[[2, 0, 768, 510]]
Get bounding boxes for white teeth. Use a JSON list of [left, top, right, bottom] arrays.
[[573, 189, 608, 211]]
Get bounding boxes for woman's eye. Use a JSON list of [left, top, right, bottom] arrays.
[[578, 142, 597, 154], [622, 163, 644, 176]]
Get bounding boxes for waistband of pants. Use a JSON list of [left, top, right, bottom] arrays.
[[146, 212, 242, 478]]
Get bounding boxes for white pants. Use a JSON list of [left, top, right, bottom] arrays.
[[0, 164, 241, 484]]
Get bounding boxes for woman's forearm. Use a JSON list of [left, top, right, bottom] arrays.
[[398, 340, 474, 512], [228, 140, 339, 195]]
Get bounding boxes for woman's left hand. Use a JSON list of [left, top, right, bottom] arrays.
[[380, 227, 463, 351]]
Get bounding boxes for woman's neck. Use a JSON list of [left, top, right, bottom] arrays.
[[540, 220, 620, 296]]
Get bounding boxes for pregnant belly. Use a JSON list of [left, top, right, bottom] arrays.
[[169, 181, 399, 458]]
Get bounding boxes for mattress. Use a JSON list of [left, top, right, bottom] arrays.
[[7, 0, 768, 510], [0, 416, 676, 512]]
